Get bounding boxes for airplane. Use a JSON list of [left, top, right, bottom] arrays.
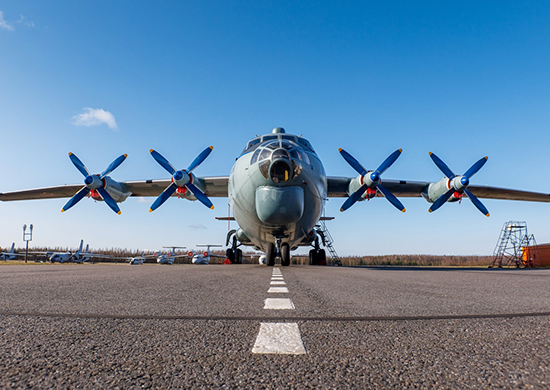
[[157, 246, 188, 265], [0, 243, 25, 260], [187, 245, 224, 264], [36, 240, 104, 263], [1, 127, 549, 267]]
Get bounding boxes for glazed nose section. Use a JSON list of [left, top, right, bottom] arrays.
[[256, 186, 304, 224], [269, 148, 292, 183]]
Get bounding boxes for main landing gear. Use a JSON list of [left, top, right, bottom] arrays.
[[225, 236, 242, 264], [309, 238, 326, 266]]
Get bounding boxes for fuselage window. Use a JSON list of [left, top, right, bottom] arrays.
[[250, 148, 262, 164]]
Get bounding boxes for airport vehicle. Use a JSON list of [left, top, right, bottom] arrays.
[[1, 127, 549, 266], [157, 246, 187, 265], [0, 243, 24, 260], [188, 245, 224, 264]]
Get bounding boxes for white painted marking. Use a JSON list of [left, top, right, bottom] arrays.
[[252, 323, 306, 354], [264, 298, 295, 309], [272, 269, 282, 274], [270, 280, 286, 285], [271, 276, 284, 280], [267, 287, 289, 293]]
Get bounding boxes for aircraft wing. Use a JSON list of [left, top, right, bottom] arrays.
[[0, 176, 230, 201], [327, 177, 550, 202]]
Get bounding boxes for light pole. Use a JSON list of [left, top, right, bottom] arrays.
[[23, 224, 33, 264]]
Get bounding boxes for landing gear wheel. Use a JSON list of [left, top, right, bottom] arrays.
[[234, 249, 243, 264], [225, 248, 235, 264], [309, 249, 318, 265], [266, 243, 276, 267], [318, 249, 327, 266], [281, 243, 290, 267]]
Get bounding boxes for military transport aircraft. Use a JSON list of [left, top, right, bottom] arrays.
[[157, 246, 188, 265], [34, 240, 104, 263], [1, 127, 549, 266], [0, 243, 24, 260], [188, 245, 224, 265]]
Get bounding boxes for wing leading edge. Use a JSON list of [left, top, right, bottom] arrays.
[[327, 177, 550, 202]]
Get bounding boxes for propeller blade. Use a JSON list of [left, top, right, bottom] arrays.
[[338, 149, 367, 176], [428, 189, 454, 213], [187, 183, 214, 209], [340, 184, 367, 212], [463, 156, 488, 179], [377, 184, 406, 212], [375, 149, 402, 175], [61, 186, 90, 212], [187, 146, 213, 172], [150, 150, 176, 175], [429, 152, 455, 179], [68, 153, 90, 177], [97, 188, 121, 214], [149, 183, 177, 212], [464, 188, 490, 217], [100, 154, 128, 178]]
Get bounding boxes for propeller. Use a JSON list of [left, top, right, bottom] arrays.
[[62, 153, 128, 214], [149, 146, 214, 212], [338, 148, 406, 212], [428, 152, 489, 216]]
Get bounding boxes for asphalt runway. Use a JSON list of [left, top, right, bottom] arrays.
[[1, 264, 549, 388]]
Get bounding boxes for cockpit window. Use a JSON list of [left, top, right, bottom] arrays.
[[241, 138, 261, 155], [297, 137, 315, 153]]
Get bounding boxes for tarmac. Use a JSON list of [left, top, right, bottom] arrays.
[[1, 263, 549, 388]]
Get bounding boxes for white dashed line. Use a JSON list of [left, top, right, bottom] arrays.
[[270, 280, 286, 285], [252, 322, 306, 354], [264, 298, 295, 309], [267, 287, 289, 293]]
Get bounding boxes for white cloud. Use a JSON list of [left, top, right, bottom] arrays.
[[188, 224, 207, 230], [0, 10, 14, 31], [17, 15, 34, 28], [72, 108, 118, 130]]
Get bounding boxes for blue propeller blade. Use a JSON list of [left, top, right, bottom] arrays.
[[429, 152, 455, 179], [97, 188, 121, 214], [463, 156, 488, 179], [68, 153, 90, 177], [187, 146, 213, 172], [100, 154, 128, 178], [428, 189, 454, 213], [464, 188, 490, 217], [377, 184, 406, 212], [149, 183, 177, 212], [340, 184, 367, 212], [375, 149, 402, 175], [150, 150, 176, 175], [187, 182, 215, 209], [338, 149, 367, 176], [61, 186, 90, 212]]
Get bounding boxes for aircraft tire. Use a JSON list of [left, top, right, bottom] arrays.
[[235, 249, 243, 264], [281, 243, 290, 266], [266, 243, 276, 267], [226, 248, 235, 264], [318, 249, 327, 266], [309, 249, 318, 265]]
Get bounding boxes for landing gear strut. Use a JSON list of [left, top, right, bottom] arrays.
[[266, 242, 276, 267]]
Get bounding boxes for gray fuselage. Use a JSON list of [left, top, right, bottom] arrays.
[[228, 129, 327, 252]]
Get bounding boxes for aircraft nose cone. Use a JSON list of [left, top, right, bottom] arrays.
[[85, 176, 94, 185], [461, 176, 469, 186]]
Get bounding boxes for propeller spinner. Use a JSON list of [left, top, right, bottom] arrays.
[[149, 146, 214, 212], [62, 153, 128, 214], [338, 148, 406, 212], [428, 152, 489, 216]]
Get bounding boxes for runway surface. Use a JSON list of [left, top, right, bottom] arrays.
[[1, 264, 549, 388]]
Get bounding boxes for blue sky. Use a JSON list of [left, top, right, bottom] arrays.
[[1, 1, 549, 256]]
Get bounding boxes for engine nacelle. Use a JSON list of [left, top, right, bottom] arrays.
[[423, 178, 461, 204], [103, 176, 132, 203], [348, 175, 375, 201]]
